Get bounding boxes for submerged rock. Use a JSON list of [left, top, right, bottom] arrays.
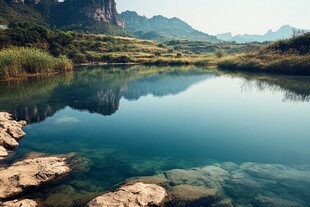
[[0, 112, 27, 160], [169, 184, 218, 201], [165, 165, 229, 188], [126, 174, 170, 186], [254, 195, 303, 207], [240, 162, 310, 181], [0, 199, 37, 207], [86, 182, 167, 207], [125, 162, 310, 207], [0, 154, 72, 199]]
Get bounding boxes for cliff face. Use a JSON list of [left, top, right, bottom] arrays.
[[1, 0, 125, 32], [63, 0, 124, 28], [120, 11, 151, 31]]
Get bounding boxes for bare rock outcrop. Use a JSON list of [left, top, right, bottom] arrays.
[[59, 0, 124, 28], [86, 182, 167, 207], [0, 199, 37, 207], [0, 155, 71, 199], [0, 112, 27, 160]]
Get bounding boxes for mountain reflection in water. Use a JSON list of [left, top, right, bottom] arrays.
[[0, 66, 214, 123], [1, 66, 310, 124]]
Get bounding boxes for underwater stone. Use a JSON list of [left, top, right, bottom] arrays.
[[240, 162, 310, 181], [126, 174, 170, 186], [254, 195, 303, 207], [169, 184, 218, 201], [165, 165, 229, 188], [165, 169, 205, 186]]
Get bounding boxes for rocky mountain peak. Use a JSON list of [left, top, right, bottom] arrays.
[[63, 0, 124, 28]]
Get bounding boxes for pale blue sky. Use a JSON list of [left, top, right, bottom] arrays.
[[117, 0, 310, 35]]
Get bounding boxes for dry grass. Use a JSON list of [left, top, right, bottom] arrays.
[[218, 53, 310, 75]]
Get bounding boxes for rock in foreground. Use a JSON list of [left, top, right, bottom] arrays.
[[0, 112, 27, 160], [0, 155, 72, 199], [87, 182, 167, 207], [0, 199, 37, 207]]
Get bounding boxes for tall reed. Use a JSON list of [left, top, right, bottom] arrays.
[[0, 47, 73, 79]]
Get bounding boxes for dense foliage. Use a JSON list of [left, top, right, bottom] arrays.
[[266, 32, 310, 55], [0, 47, 72, 79]]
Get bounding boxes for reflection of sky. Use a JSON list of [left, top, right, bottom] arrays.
[[55, 116, 80, 124], [22, 75, 310, 165]]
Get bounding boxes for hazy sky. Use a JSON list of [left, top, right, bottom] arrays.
[[117, 0, 310, 35]]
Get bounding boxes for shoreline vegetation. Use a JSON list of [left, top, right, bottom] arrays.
[[0, 23, 309, 80], [218, 32, 310, 75], [0, 47, 72, 80]]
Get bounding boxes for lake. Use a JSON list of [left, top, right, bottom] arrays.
[[0, 66, 310, 207]]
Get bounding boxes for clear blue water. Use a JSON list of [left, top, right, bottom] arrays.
[[0, 66, 310, 206]]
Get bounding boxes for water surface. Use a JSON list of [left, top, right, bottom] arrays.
[[0, 66, 309, 206]]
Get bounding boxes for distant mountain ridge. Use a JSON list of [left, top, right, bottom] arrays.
[[120, 10, 217, 42], [216, 25, 309, 43]]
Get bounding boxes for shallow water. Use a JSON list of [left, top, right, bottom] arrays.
[[0, 66, 310, 206]]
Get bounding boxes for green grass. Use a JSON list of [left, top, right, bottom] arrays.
[[218, 53, 310, 75], [217, 33, 310, 75], [0, 47, 73, 79], [0, 24, 263, 66]]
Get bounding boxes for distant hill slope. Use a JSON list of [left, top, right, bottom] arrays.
[[0, 0, 45, 24], [216, 25, 309, 43], [0, 0, 128, 35], [120, 10, 217, 42]]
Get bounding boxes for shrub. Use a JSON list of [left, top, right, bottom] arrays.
[[215, 49, 225, 58]]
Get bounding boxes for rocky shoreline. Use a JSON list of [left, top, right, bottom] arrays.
[[0, 154, 73, 200], [0, 112, 75, 207], [0, 112, 27, 160], [1, 199, 38, 207]]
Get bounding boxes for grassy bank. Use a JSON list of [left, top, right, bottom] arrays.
[[0, 23, 263, 66], [218, 33, 310, 75], [0, 47, 72, 79], [218, 54, 310, 75]]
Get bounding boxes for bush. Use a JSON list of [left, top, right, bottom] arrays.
[[176, 53, 182, 58], [154, 52, 161, 57], [215, 49, 225, 58]]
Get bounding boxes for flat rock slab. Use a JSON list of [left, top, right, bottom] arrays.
[[0, 199, 37, 207], [87, 182, 167, 207], [0, 112, 27, 160], [0, 155, 71, 199]]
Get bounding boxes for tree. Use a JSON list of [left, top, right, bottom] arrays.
[[215, 49, 225, 58]]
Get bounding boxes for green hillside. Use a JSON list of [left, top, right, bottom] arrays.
[[0, 0, 128, 35], [121, 11, 217, 42]]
